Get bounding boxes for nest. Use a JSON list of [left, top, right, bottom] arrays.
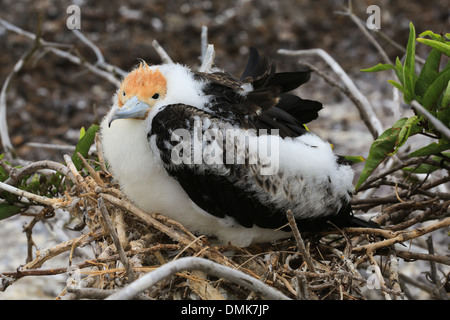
[[1, 134, 449, 300]]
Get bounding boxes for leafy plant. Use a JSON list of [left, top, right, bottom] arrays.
[[356, 22, 450, 189], [0, 124, 100, 220], [71, 124, 100, 171]]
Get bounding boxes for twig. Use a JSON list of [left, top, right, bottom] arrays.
[[4, 159, 74, 186], [77, 152, 106, 188], [411, 100, 450, 140], [367, 251, 391, 300], [105, 257, 290, 300], [63, 154, 88, 190], [72, 29, 126, 78], [286, 209, 316, 273], [0, 19, 42, 158], [393, 250, 450, 265], [278, 48, 383, 139], [72, 29, 105, 66], [353, 217, 450, 253], [336, 1, 391, 65], [388, 251, 403, 299], [98, 196, 136, 283], [0, 17, 124, 86], [66, 287, 152, 300], [200, 25, 208, 63], [0, 180, 58, 207], [426, 236, 448, 300], [152, 39, 174, 64], [23, 229, 103, 270], [199, 44, 216, 73], [399, 273, 435, 296]]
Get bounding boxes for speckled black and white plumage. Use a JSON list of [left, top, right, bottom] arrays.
[[101, 48, 378, 246]]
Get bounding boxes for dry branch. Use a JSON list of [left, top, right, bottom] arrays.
[[106, 257, 291, 300], [278, 48, 383, 139]]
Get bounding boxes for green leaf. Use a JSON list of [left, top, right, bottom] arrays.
[[355, 117, 420, 189], [79, 127, 86, 140], [415, 47, 442, 97], [418, 30, 443, 41], [342, 155, 366, 164], [437, 107, 450, 129], [388, 80, 404, 94], [394, 57, 404, 83], [442, 81, 450, 109], [403, 153, 449, 174], [71, 124, 100, 171], [403, 22, 416, 104], [0, 203, 21, 220], [416, 38, 450, 57], [408, 142, 450, 157], [403, 163, 440, 174], [361, 63, 395, 72], [422, 67, 450, 110]]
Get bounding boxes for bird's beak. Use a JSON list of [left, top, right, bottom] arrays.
[[108, 96, 151, 127]]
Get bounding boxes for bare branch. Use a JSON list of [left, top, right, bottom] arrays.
[[0, 17, 123, 86], [286, 209, 316, 273], [199, 44, 216, 73], [278, 48, 383, 139], [105, 257, 290, 300], [98, 196, 136, 282], [411, 100, 450, 140], [152, 39, 174, 64]]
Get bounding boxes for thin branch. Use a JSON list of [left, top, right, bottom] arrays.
[[200, 25, 208, 63], [98, 196, 136, 282], [286, 209, 316, 272], [278, 48, 383, 139], [367, 251, 391, 300], [0, 17, 124, 86], [72, 29, 126, 78], [4, 159, 74, 186], [152, 39, 174, 64], [23, 229, 103, 270], [105, 257, 290, 300], [0, 17, 42, 158], [199, 44, 216, 73], [353, 217, 450, 253], [411, 100, 450, 140], [337, 4, 391, 65], [0, 180, 57, 207]]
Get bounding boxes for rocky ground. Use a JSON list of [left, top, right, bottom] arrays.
[[0, 0, 448, 299]]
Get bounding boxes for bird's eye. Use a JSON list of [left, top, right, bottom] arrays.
[[122, 91, 126, 97], [152, 93, 160, 99]]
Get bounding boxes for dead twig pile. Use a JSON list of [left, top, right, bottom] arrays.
[[1, 142, 448, 300]]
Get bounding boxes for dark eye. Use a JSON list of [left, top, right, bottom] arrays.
[[152, 93, 160, 99], [122, 91, 126, 97]]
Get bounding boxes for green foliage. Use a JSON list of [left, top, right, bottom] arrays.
[[357, 23, 450, 189], [0, 124, 100, 221], [72, 124, 100, 171]]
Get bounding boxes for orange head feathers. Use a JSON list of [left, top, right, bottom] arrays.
[[118, 61, 167, 108]]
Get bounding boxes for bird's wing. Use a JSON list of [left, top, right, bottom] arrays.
[[149, 103, 290, 230], [195, 47, 322, 138]]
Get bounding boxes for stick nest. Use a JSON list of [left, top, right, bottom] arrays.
[[1, 137, 449, 300]]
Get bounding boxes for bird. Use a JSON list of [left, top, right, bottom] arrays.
[[100, 47, 379, 247]]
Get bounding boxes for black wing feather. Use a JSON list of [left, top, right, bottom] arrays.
[[149, 104, 379, 232]]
